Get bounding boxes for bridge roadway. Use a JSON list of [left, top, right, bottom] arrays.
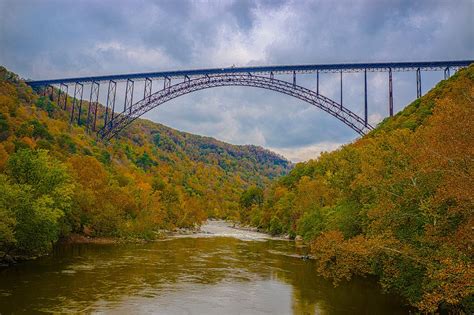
[[26, 60, 473, 86]]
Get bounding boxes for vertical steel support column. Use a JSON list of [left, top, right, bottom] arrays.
[[110, 80, 117, 123], [416, 68, 422, 98], [316, 70, 319, 95], [124, 79, 134, 113], [87, 81, 99, 131], [444, 67, 450, 80], [71, 82, 83, 124], [93, 82, 100, 132], [60, 83, 68, 110], [57, 85, 61, 104], [48, 85, 54, 101], [340, 70, 343, 109], [77, 84, 84, 125], [364, 69, 368, 126], [164, 77, 171, 91], [105, 80, 116, 128], [389, 68, 393, 117], [144, 77, 152, 100], [293, 71, 296, 87], [71, 84, 77, 123]]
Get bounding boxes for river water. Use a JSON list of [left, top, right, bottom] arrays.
[[0, 221, 411, 314]]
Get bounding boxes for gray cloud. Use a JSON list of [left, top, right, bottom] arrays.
[[1, 0, 473, 161]]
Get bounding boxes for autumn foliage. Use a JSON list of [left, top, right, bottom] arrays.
[[0, 66, 290, 253], [243, 65, 474, 312]]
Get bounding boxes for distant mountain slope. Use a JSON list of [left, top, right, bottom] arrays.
[[121, 119, 291, 182], [0, 65, 291, 256]]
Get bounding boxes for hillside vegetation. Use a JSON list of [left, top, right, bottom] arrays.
[[240, 65, 474, 312], [0, 66, 291, 255]]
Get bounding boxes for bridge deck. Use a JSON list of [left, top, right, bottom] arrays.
[[26, 60, 473, 87]]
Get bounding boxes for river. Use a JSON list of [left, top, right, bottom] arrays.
[[0, 220, 411, 314]]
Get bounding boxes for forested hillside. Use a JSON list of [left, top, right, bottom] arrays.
[[0, 66, 291, 256], [240, 65, 473, 312]]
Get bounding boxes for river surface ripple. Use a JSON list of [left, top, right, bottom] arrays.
[[0, 220, 412, 314]]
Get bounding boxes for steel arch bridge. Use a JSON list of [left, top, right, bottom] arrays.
[[100, 73, 371, 140], [26, 60, 473, 140]]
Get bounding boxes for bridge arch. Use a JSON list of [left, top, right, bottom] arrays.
[[98, 73, 373, 140]]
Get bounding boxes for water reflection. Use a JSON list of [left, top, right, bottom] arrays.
[[0, 236, 411, 314]]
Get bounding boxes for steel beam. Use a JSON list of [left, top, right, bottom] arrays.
[[389, 68, 393, 117], [124, 79, 134, 114], [364, 69, 368, 126], [416, 68, 422, 98]]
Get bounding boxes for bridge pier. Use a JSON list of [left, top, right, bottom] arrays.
[[340, 71, 343, 109], [105, 80, 117, 128], [444, 67, 450, 80], [47, 85, 54, 101], [71, 82, 83, 124], [87, 81, 100, 131], [316, 70, 319, 95], [124, 79, 134, 114], [293, 71, 296, 87], [416, 68, 422, 98], [389, 68, 393, 117], [164, 76, 171, 91], [59, 83, 68, 110], [364, 69, 368, 126], [56, 85, 61, 105], [144, 77, 152, 100]]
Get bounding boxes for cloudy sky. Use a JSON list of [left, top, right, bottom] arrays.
[[1, 0, 473, 161]]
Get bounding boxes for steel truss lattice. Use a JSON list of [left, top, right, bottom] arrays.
[[98, 74, 374, 141]]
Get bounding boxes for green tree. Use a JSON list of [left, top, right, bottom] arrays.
[[240, 186, 264, 209], [4, 149, 74, 253], [0, 176, 17, 252]]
